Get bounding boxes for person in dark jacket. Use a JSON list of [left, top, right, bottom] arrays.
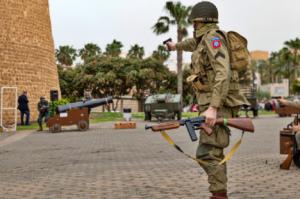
[[18, 91, 30, 125], [37, 96, 49, 131]]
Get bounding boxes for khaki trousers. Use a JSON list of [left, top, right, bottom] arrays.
[[196, 106, 239, 192]]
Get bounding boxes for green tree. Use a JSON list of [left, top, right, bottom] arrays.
[[79, 43, 101, 63], [58, 48, 177, 111], [255, 60, 270, 85], [55, 45, 77, 66], [105, 39, 123, 57], [182, 66, 194, 106], [268, 52, 280, 83], [127, 44, 145, 59], [284, 37, 300, 80], [152, 1, 191, 97], [277, 47, 294, 79], [292, 80, 300, 94], [151, 45, 170, 63], [58, 65, 81, 101], [127, 58, 175, 110], [273, 47, 294, 93]]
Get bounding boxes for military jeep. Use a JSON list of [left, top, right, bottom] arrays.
[[144, 94, 182, 121], [240, 85, 259, 117]]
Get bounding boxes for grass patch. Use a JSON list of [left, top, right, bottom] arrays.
[[90, 112, 148, 123], [182, 112, 198, 118], [17, 123, 46, 131], [90, 112, 123, 123]]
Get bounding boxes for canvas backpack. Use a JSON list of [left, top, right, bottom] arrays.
[[199, 30, 252, 82], [224, 31, 250, 72], [219, 30, 253, 84]]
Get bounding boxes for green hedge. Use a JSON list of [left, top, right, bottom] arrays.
[[49, 99, 70, 117]]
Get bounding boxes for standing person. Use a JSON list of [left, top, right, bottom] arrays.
[[18, 91, 30, 125], [165, 1, 248, 198], [37, 96, 49, 131]]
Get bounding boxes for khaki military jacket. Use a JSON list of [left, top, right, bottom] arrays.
[[176, 23, 248, 108]]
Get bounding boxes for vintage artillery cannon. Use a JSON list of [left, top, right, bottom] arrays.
[[275, 106, 300, 169], [47, 97, 113, 133]]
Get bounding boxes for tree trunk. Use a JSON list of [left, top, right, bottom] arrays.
[[294, 50, 298, 81], [177, 28, 183, 98]]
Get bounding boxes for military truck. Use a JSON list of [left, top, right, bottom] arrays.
[[144, 94, 182, 121]]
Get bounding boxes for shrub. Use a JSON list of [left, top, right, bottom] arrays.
[[49, 99, 70, 117]]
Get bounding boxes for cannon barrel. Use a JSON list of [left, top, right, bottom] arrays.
[[57, 97, 113, 113]]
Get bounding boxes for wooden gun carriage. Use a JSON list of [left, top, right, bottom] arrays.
[[47, 97, 113, 133], [275, 106, 300, 169]]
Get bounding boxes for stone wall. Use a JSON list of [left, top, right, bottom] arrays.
[[0, 0, 60, 126]]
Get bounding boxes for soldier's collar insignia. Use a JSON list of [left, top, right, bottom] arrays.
[[212, 37, 221, 49]]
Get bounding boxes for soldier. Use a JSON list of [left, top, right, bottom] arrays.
[[278, 99, 300, 149], [165, 1, 248, 199], [37, 96, 49, 131]]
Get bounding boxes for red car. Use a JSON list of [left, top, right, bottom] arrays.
[[190, 104, 199, 112]]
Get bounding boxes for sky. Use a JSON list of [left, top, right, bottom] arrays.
[[49, 0, 300, 70]]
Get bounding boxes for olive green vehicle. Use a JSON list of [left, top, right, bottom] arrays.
[[240, 84, 258, 117], [144, 94, 182, 121]]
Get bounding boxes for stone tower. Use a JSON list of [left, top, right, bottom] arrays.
[[0, 0, 60, 124]]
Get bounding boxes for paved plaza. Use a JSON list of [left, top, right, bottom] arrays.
[[0, 116, 299, 199]]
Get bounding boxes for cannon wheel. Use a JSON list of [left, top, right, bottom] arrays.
[[293, 149, 300, 168], [77, 120, 89, 131], [50, 123, 61, 133]]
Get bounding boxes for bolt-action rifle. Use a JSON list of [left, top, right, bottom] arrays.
[[145, 117, 254, 142]]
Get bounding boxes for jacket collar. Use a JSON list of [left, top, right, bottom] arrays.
[[194, 23, 219, 38]]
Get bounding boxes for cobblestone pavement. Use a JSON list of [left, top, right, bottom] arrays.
[[0, 116, 299, 199]]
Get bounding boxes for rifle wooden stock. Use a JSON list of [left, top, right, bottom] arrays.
[[145, 122, 181, 132], [216, 118, 254, 132], [280, 142, 293, 170]]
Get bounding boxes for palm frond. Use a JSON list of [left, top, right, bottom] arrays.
[[152, 21, 169, 35]]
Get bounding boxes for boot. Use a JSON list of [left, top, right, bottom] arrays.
[[210, 191, 228, 199]]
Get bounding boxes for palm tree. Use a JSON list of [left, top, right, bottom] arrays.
[[284, 38, 300, 79], [273, 47, 294, 93], [105, 39, 123, 57], [152, 45, 170, 63], [152, 1, 191, 97], [269, 52, 281, 83], [55, 45, 77, 67], [127, 44, 145, 59], [79, 43, 101, 63]]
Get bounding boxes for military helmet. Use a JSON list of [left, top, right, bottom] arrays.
[[189, 1, 218, 23]]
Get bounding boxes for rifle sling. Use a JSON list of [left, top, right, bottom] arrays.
[[160, 130, 244, 166]]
